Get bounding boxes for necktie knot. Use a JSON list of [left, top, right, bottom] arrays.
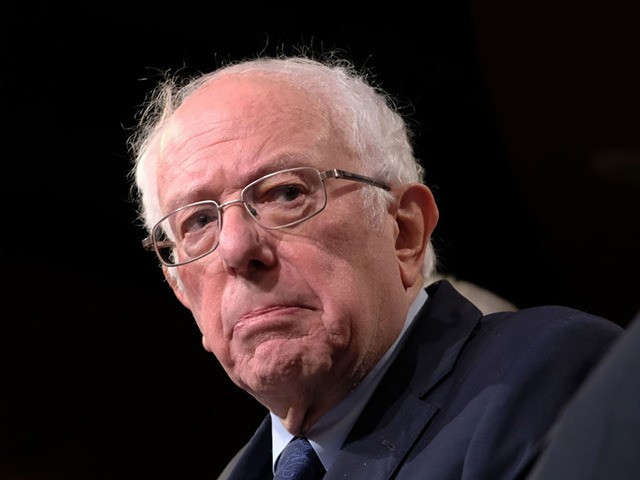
[[274, 436, 325, 479]]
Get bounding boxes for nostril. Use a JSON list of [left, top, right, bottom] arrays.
[[248, 259, 265, 270]]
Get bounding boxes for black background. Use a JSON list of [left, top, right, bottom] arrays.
[[2, 1, 639, 479]]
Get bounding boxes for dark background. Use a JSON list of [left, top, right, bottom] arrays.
[[2, 1, 639, 479]]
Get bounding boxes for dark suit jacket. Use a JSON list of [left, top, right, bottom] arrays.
[[218, 280, 622, 479], [522, 311, 640, 480]]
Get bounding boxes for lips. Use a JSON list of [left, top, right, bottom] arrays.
[[242, 304, 301, 319], [232, 304, 313, 338]]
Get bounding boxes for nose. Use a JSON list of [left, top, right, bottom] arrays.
[[216, 201, 276, 275]]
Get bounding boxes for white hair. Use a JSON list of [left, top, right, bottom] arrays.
[[128, 52, 438, 282]]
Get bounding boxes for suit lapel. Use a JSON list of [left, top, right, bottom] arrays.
[[224, 415, 272, 480], [326, 394, 439, 479], [326, 280, 483, 478]]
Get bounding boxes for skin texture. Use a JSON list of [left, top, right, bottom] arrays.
[[154, 73, 439, 435]]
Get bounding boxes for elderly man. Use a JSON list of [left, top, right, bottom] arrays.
[[129, 54, 621, 479]]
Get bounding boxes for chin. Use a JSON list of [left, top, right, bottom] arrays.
[[250, 342, 333, 386]]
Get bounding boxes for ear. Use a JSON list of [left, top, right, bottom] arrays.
[[162, 265, 192, 310], [394, 183, 439, 288]]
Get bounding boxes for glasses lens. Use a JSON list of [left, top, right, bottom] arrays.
[[155, 201, 220, 266], [243, 168, 327, 228]]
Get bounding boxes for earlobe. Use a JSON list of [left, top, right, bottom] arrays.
[[394, 184, 439, 288]]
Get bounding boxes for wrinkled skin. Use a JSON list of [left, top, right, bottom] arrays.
[[154, 74, 438, 434]]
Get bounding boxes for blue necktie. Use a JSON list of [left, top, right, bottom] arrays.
[[274, 436, 325, 479]]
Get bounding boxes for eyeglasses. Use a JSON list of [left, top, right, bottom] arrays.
[[142, 167, 391, 267]]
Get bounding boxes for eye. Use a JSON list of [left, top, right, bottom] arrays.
[[176, 205, 220, 238], [242, 169, 321, 225], [183, 210, 217, 232], [263, 184, 307, 204], [250, 174, 311, 206]]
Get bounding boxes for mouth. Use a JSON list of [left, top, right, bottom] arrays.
[[233, 305, 313, 338]]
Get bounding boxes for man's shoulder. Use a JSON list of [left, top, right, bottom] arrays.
[[457, 304, 624, 379], [480, 303, 623, 339], [425, 279, 622, 338]]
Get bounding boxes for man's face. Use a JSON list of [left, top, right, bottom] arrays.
[[154, 75, 411, 416]]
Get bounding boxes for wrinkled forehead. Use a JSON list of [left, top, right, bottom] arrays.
[[149, 73, 352, 208], [170, 73, 324, 137], [155, 74, 334, 169]]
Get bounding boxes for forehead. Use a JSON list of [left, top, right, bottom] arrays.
[[155, 74, 352, 208], [175, 74, 316, 131]]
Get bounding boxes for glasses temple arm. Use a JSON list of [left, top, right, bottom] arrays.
[[142, 236, 175, 251], [321, 169, 391, 191]]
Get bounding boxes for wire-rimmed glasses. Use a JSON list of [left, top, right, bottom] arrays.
[[142, 167, 391, 267]]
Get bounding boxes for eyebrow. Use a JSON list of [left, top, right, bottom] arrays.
[[227, 154, 320, 192], [164, 185, 212, 213], [244, 154, 311, 180], [163, 153, 313, 211]]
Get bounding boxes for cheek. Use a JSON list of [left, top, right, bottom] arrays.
[[315, 211, 394, 285], [304, 215, 394, 323]]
